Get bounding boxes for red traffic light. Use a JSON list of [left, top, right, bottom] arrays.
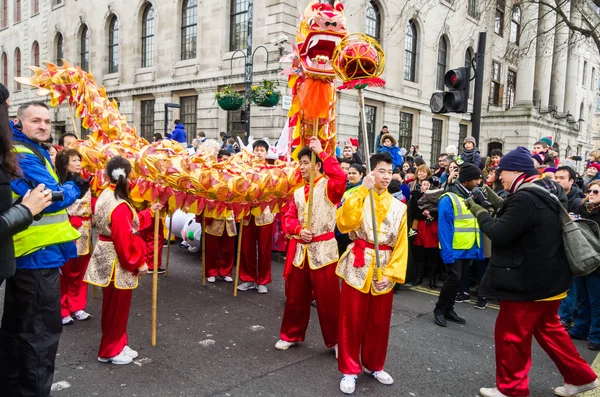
[[444, 68, 469, 90]]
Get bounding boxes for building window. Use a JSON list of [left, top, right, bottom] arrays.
[[140, 100, 155, 142], [142, 4, 155, 67], [591, 67, 596, 90], [506, 69, 517, 110], [358, 105, 377, 154], [181, 0, 197, 59], [32, 0, 39, 14], [404, 20, 417, 82], [80, 25, 89, 71], [52, 0, 62, 5], [596, 98, 600, 112], [580, 102, 585, 120], [32, 41, 39, 67], [583, 60, 588, 86], [398, 112, 413, 150], [431, 119, 443, 161], [180, 96, 197, 145], [510, 6, 521, 45], [467, 0, 477, 18], [227, 106, 246, 143], [15, 0, 21, 22], [108, 15, 119, 73], [15, 47, 21, 91], [1, 52, 6, 86], [459, 124, 468, 145], [1, 0, 6, 28], [495, 0, 505, 36], [55, 33, 63, 66], [491, 61, 502, 106], [229, 0, 247, 52], [436, 36, 448, 91], [365, 1, 381, 41]]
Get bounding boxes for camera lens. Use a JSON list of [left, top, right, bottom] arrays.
[[51, 191, 64, 202]]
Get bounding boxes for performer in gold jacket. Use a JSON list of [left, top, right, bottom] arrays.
[[335, 152, 408, 395]]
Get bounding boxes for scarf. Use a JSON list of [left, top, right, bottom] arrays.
[[346, 180, 362, 191]]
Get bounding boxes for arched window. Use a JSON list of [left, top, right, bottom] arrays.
[[55, 33, 64, 66], [436, 36, 448, 91], [80, 25, 89, 71], [142, 4, 155, 67], [181, 0, 197, 60], [33, 0, 39, 14], [32, 41, 39, 67], [108, 15, 119, 73], [404, 20, 417, 82], [1, 52, 6, 86], [15, 48, 21, 91], [365, 1, 381, 41], [510, 6, 521, 45], [15, 0, 21, 22]]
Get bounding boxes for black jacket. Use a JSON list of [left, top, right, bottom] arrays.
[[566, 186, 585, 213], [0, 162, 34, 279], [476, 185, 572, 301]]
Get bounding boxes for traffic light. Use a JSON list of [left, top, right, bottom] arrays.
[[430, 67, 470, 114]]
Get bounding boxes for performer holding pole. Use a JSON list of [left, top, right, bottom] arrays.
[[151, 210, 160, 346]]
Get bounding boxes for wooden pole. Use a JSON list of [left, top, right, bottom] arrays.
[[151, 210, 160, 346], [201, 216, 206, 286], [93, 286, 98, 299], [357, 90, 382, 281], [233, 222, 244, 297], [165, 214, 173, 277], [305, 119, 319, 229], [67, 105, 79, 139]]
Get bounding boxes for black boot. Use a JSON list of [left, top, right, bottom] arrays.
[[429, 275, 437, 289], [411, 275, 423, 287]]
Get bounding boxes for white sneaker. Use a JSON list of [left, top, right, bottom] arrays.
[[122, 346, 138, 359], [334, 344, 338, 359], [365, 369, 394, 385], [257, 285, 268, 294], [554, 379, 598, 396], [207, 276, 216, 283], [237, 282, 256, 291], [97, 350, 133, 365], [222, 276, 233, 282], [62, 316, 74, 325], [274, 339, 296, 351], [479, 387, 509, 397], [73, 310, 91, 321], [340, 374, 358, 394]]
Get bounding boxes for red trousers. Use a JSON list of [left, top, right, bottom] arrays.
[[98, 283, 132, 359], [240, 220, 273, 285], [60, 254, 91, 318], [139, 219, 164, 269], [495, 300, 597, 397], [205, 233, 235, 277], [338, 282, 394, 375], [280, 260, 340, 348]]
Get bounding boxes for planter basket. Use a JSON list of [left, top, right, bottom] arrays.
[[217, 96, 244, 111], [253, 94, 280, 108]]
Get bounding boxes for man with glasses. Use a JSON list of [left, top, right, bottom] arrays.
[[435, 153, 449, 184]]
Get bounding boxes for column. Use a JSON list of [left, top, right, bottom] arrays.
[[549, 5, 569, 112], [514, 1, 539, 106], [533, 4, 555, 108], [563, 0, 581, 115]]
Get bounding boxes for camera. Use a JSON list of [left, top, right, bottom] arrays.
[[51, 191, 64, 202], [471, 187, 492, 208], [271, 35, 289, 46]]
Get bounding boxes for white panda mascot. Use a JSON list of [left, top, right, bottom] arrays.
[[180, 216, 203, 253]]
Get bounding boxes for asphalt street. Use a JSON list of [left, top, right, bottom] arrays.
[[0, 246, 597, 397]]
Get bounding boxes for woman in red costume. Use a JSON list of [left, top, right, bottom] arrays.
[[56, 148, 93, 325], [84, 156, 161, 365]]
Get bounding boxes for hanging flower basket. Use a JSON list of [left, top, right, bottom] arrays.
[[251, 80, 282, 108], [215, 86, 244, 111]]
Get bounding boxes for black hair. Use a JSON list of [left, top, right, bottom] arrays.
[[106, 156, 132, 202], [429, 176, 442, 189], [0, 101, 19, 177], [407, 167, 416, 174], [382, 125, 388, 129], [252, 140, 269, 151], [297, 147, 323, 170], [218, 149, 232, 159], [490, 149, 503, 157], [58, 132, 78, 146], [153, 133, 163, 142], [414, 156, 426, 167], [174, 119, 181, 125], [338, 158, 353, 165], [369, 152, 393, 171], [534, 140, 549, 149], [556, 165, 576, 181], [349, 163, 365, 176], [388, 179, 401, 194], [55, 148, 82, 183]]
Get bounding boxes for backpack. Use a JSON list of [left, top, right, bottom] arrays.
[[522, 183, 600, 277]]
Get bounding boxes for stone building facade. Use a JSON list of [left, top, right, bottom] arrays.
[[0, 0, 598, 164]]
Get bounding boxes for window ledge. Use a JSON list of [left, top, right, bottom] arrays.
[[466, 15, 479, 24], [30, 12, 39, 18], [51, 2, 65, 11], [13, 20, 21, 26], [404, 81, 419, 89], [174, 59, 197, 68], [440, 0, 455, 11]]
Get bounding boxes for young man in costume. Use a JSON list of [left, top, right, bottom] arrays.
[[276, 137, 346, 352], [336, 152, 408, 394], [237, 140, 275, 294]]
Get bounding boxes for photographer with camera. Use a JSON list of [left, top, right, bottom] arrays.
[[0, 101, 89, 397]]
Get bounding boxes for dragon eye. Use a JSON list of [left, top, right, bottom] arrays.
[[308, 17, 314, 26]]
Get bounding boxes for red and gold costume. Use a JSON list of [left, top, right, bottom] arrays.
[[336, 186, 408, 375], [280, 152, 346, 348], [240, 207, 275, 286], [204, 216, 237, 278], [84, 186, 150, 359], [139, 216, 163, 270], [60, 190, 93, 318]]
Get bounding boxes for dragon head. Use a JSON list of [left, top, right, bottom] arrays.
[[297, 1, 347, 79]]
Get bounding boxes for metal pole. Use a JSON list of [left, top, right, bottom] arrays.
[[244, 0, 253, 145], [164, 103, 169, 138], [471, 32, 486, 145]]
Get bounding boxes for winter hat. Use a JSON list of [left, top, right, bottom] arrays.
[[400, 147, 407, 156], [0, 83, 8, 105], [531, 154, 544, 166], [498, 146, 537, 173], [349, 138, 359, 148], [445, 144, 458, 155], [588, 163, 600, 172], [459, 162, 482, 182], [540, 136, 553, 147], [463, 136, 477, 146], [380, 133, 397, 146], [543, 167, 557, 174]]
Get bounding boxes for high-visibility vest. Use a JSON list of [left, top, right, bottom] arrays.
[[440, 192, 480, 250], [11, 145, 81, 257]]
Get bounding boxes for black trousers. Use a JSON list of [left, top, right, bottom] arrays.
[[412, 246, 439, 277], [0, 268, 62, 397], [435, 259, 472, 313]]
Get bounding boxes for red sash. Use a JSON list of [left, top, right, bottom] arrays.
[[283, 231, 335, 279], [352, 239, 392, 268]]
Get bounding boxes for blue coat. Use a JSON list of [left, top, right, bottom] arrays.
[[10, 122, 80, 269], [380, 145, 403, 170], [167, 123, 187, 144], [438, 194, 484, 264]]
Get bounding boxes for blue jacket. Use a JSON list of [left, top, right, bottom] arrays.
[[437, 193, 484, 264], [400, 183, 411, 202], [380, 145, 403, 170], [10, 122, 80, 269], [167, 123, 187, 144]]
